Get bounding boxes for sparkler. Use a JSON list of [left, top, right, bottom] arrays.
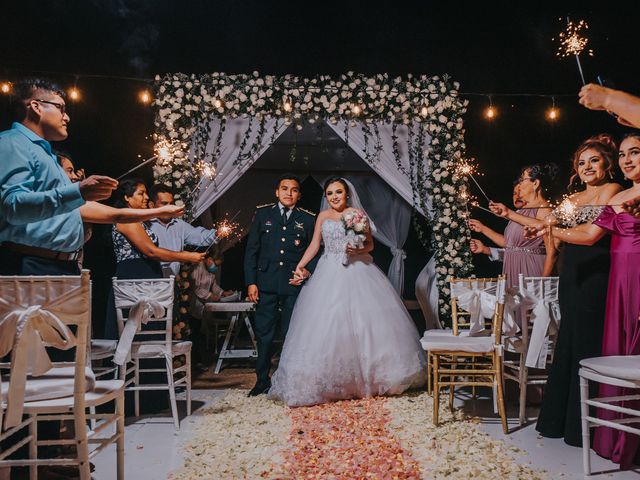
[[456, 160, 491, 203], [470, 201, 494, 215], [556, 17, 593, 85], [203, 210, 242, 255], [116, 139, 177, 180], [187, 161, 217, 198]]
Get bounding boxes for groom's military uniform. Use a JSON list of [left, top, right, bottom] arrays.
[[244, 202, 317, 388]]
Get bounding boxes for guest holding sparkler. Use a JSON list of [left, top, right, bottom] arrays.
[[487, 164, 558, 284], [526, 134, 640, 468], [533, 134, 622, 447], [104, 179, 205, 339], [469, 184, 525, 262], [148, 184, 219, 277], [579, 84, 640, 129]]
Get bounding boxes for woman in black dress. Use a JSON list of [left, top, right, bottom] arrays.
[[535, 134, 622, 446]]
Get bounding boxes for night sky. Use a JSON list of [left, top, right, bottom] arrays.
[[1, 1, 639, 329]]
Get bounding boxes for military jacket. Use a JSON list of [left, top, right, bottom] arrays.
[[244, 203, 317, 296]]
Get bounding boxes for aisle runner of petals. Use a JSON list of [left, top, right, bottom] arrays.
[[171, 391, 547, 480]]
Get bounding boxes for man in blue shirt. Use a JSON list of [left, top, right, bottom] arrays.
[[147, 184, 219, 276], [0, 78, 118, 275]]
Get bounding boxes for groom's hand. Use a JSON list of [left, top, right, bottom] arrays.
[[247, 284, 259, 303]]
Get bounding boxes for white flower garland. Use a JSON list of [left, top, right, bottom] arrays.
[[153, 72, 474, 321]]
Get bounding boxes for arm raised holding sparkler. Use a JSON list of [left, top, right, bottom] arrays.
[[579, 84, 640, 128], [468, 219, 505, 247]]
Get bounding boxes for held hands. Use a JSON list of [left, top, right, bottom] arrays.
[[79, 175, 119, 201], [289, 266, 310, 286], [489, 201, 510, 218]]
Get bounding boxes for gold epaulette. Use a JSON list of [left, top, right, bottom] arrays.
[[297, 207, 316, 217], [256, 202, 276, 209]]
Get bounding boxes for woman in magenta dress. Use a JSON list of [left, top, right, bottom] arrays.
[[530, 133, 640, 469]]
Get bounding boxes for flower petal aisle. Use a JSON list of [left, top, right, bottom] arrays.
[[171, 391, 547, 479]]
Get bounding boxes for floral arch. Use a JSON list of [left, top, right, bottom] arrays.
[[152, 71, 473, 321]]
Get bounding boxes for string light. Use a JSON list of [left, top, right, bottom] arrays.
[[139, 90, 152, 104], [351, 104, 362, 116], [283, 96, 293, 113], [213, 97, 224, 109], [68, 87, 81, 101], [547, 97, 559, 121], [1, 82, 11, 94], [419, 97, 429, 117], [484, 97, 496, 120]]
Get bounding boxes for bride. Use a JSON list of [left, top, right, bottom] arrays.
[[268, 177, 427, 407]]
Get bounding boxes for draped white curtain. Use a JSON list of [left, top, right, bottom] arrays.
[[189, 117, 438, 308], [415, 255, 441, 329], [193, 118, 289, 218], [325, 120, 432, 217], [347, 176, 411, 295]]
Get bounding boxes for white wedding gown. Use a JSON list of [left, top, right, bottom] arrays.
[[268, 219, 427, 407]]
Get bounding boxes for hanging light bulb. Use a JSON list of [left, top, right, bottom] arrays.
[[547, 97, 559, 121], [1, 82, 11, 94], [68, 87, 81, 101], [351, 104, 362, 116], [484, 97, 496, 120], [213, 97, 224, 109], [419, 97, 429, 117], [139, 90, 152, 104]]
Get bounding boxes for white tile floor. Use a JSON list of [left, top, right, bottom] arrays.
[[91, 390, 640, 479]]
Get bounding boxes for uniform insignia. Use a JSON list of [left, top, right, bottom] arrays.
[[256, 202, 276, 209], [265, 220, 272, 226], [294, 239, 301, 246], [294, 221, 304, 230], [297, 207, 316, 217]]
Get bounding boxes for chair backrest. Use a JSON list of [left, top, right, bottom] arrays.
[[493, 275, 507, 346], [449, 276, 500, 335], [112, 277, 175, 346], [518, 274, 560, 331], [0, 271, 91, 429]]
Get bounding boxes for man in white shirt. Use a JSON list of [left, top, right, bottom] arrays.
[[148, 184, 219, 276]]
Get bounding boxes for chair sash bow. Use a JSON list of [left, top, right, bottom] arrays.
[[114, 298, 166, 365], [521, 289, 561, 368], [0, 305, 76, 428], [451, 282, 497, 335]]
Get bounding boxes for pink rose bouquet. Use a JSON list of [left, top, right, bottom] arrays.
[[341, 209, 370, 250]]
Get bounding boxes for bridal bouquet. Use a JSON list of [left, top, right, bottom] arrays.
[[341, 209, 370, 251]]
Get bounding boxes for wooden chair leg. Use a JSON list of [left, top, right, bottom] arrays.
[[116, 391, 125, 480], [495, 354, 508, 434], [186, 351, 192, 416], [579, 375, 592, 476], [449, 356, 456, 412], [134, 358, 140, 417], [165, 355, 180, 430], [75, 409, 91, 480], [518, 351, 527, 426], [28, 414, 37, 480], [433, 354, 440, 426], [427, 352, 432, 395]]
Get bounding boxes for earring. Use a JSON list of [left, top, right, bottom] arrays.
[[581, 178, 585, 185], [609, 171, 614, 179]]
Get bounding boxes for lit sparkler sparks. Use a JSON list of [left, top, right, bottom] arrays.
[[455, 159, 491, 203], [470, 201, 493, 215], [187, 161, 217, 198], [554, 196, 579, 224], [555, 17, 594, 85]]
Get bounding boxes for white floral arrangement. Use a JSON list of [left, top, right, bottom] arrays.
[[152, 72, 474, 321]]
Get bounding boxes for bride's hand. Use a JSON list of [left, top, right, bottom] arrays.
[[346, 243, 365, 256]]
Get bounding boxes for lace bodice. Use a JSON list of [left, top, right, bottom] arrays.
[[322, 219, 350, 255], [554, 205, 605, 228]]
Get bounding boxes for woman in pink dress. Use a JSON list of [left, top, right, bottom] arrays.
[[528, 133, 640, 469]]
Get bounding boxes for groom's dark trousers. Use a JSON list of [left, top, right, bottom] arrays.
[[244, 203, 317, 386]]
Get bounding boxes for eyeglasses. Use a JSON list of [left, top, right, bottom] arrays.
[[33, 99, 66, 115], [513, 176, 534, 186]]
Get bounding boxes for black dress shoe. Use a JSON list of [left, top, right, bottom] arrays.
[[247, 382, 271, 397]]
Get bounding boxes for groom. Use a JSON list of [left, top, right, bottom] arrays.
[[244, 174, 318, 396]]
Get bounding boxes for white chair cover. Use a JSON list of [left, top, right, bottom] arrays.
[[0, 276, 88, 428], [112, 279, 174, 366], [520, 277, 561, 369], [450, 280, 497, 335]]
